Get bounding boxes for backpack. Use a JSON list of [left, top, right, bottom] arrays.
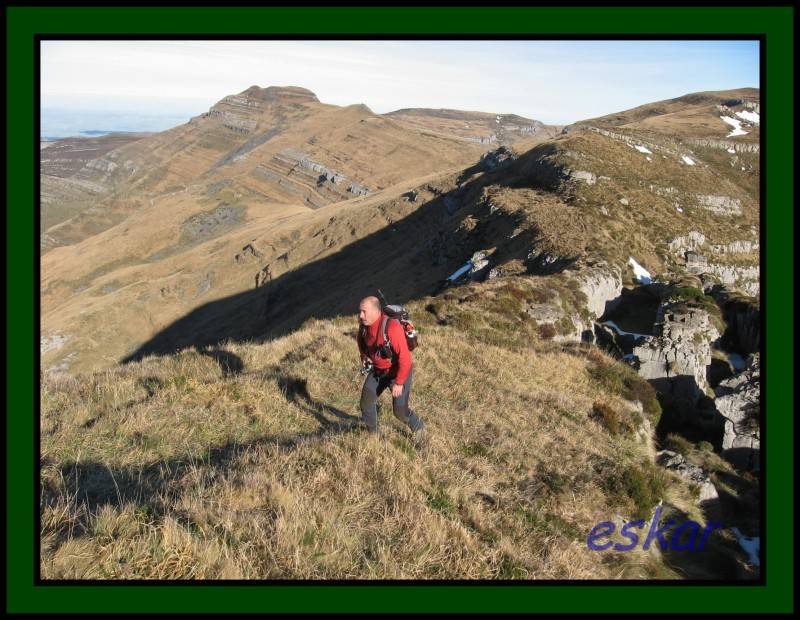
[[381, 304, 418, 353]]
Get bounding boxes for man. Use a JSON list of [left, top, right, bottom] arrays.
[[357, 296, 426, 443]]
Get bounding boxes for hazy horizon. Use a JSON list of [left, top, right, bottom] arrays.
[[41, 40, 759, 137]]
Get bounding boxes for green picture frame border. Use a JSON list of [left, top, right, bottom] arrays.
[[7, 4, 793, 613]]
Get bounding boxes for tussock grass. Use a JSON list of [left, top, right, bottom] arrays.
[[41, 278, 680, 579]]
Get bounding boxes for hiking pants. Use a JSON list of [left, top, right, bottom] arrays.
[[360, 367, 424, 433]]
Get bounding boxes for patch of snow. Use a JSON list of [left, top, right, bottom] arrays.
[[741, 166, 746, 171], [446, 262, 473, 282], [735, 110, 760, 124], [646, 156, 652, 162], [601, 320, 650, 341], [731, 527, 760, 566], [728, 352, 746, 372], [682, 156, 696, 166], [676, 207, 684, 213], [727, 148, 736, 154], [720, 115, 748, 137], [635, 145, 652, 154], [628, 257, 652, 284]]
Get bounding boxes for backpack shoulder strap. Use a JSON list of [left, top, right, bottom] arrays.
[[381, 315, 391, 346]]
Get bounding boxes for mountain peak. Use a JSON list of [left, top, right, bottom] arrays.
[[239, 85, 319, 103]]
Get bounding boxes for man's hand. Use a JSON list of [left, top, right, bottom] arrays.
[[391, 383, 404, 398]]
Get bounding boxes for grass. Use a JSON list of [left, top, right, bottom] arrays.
[[590, 402, 635, 437], [585, 353, 661, 424], [40, 278, 689, 580], [603, 461, 669, 520]]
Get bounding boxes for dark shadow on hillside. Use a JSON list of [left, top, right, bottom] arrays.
[[275, 373, 360, 427], [657, 503, 755, 580], [650, 375, 724, 448], [196, 347, 244, 376], [120, 157, 557, 366]]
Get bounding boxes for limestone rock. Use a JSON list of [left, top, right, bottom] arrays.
[[709, 240, 759, 255], [656, 450, 719, 504], [480, 146, 516, 169], [632, 301, 720, 409], [576, 265, 622, 319], [715, 354, 760, 454], [524, 304, 563, 323], [668, 231, 706, 255], [685, 251, 709, 273], [695, 194, 742, 216], [569, 170, 596, 185]]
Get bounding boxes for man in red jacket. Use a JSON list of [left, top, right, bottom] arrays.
[[357, 296, 426, 441]]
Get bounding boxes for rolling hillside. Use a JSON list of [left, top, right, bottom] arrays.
[[39, 87, 762, 580]]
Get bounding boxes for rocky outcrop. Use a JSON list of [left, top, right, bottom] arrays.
[[677, 238, 760, 297], [656, 450, 719, 504], [84, 158, 118, 174], [180, 205, 244, 242], [586, 126, 680, 156], [695, 194, 742, 216], [568, 170, 596, 185], [711, 286, 760, 354], [348, 182, 370, 196], [524, 304, 563, 323], [695, 263, 760, 295], [686, 138, 759, 154], [480, 146, 517, 169], [685, 251, 709, 273], [709, 240, 759, 255], [714, 354, 760, 469], [575, 264, 622, 319], [668, 231, 706, 255], [632, 301, 720, 410], [234, 243, 263, 264]]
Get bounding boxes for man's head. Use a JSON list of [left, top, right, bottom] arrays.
[[358, 296, 382, 326]]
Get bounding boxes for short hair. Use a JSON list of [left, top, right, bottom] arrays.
[[360, 296, 380, 311]]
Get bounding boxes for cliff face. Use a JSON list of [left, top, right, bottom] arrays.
[[633, 301, 720, 414], [714, 353, 760, 469]]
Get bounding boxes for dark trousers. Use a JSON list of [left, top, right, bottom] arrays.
[[360, 367, 424, 433]]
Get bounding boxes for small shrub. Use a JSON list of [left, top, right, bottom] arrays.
[[591, 402, 624, 435], [539, 469, 567, 494], [587, 362, 626, 396], [556, 316, 575, 336], [623, 374, 661, 424], [538, 323, 556, 340], [664, 433, 693, 456], [698, 441, 714, 453], [604, 461, 668, 520]]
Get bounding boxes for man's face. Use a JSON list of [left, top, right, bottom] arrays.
[[359, 301, 381, 326]]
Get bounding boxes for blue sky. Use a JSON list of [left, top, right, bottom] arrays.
[[41, 40, 759, 132]]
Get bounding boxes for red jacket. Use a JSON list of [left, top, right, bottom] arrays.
[[357, 313, 412, 385]]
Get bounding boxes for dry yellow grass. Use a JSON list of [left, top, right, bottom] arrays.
[[40, 280, 697, 580]]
